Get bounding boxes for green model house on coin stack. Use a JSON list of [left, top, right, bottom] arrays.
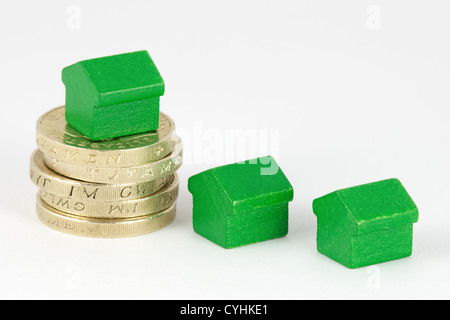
[[62, 50, 165, 141], [188, 156, 294, 249], [313, 178, 419, 268]]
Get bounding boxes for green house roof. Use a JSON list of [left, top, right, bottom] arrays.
[[62, 50, 164, 107], [313, 178, 418, 234], [188, 156, 294, 212]]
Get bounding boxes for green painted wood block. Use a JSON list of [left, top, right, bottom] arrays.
[[312, 178, 419, 268], [62, 50, 164, 141], [188, 156, 294, 249]]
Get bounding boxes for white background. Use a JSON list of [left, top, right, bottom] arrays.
[[0, 0, 449, 299]]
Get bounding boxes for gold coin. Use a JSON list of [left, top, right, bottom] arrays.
[[40, 173, 179, 218], [43, 140, 183, 184], [30, 149, 172, 201], [36, 106, 178, 167], [36, 195, 176, 238]]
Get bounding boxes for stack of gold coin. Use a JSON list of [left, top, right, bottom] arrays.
[[29, 106, 183, 238]]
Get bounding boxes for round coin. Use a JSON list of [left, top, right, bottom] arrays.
[[30, 149, 172, 201], [36, 196, 176, 238], [40, 173, 179, 218], [36, 106, 178, 167], [43, 140, 183, 184]]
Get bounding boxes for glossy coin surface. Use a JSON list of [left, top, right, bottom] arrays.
[[36, 106, 178, 167], [30, 149, 172, 201], [40, 174, 179, 218], [36, 196, 176, 238], [43, 140, 183, 184]]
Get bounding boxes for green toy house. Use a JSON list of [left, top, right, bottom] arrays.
[[313, 178, 419, 268], [62, 50, 165, 141], [188, 156, 294, 249]]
